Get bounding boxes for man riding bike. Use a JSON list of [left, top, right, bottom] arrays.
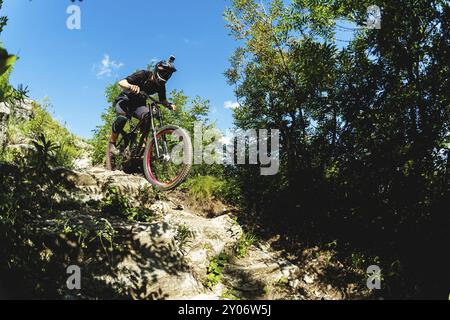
[[109, 56, 177, 155]]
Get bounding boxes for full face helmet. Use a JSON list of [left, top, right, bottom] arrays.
[[154, 55, 177, 84]]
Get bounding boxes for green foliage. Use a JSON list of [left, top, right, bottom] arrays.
[[0, 2, 25, 103], [184, 175, 224, 201], [11, 100, 84, 168], [101, 186, 153, 222], [0, 136, 78, 227], [234, 230, 257, 257], [0, 135, 119, 297], [30, 134, 60, 168], [0, 48, 16, 101], [175, 224, 195, 252], [220, 289, 241, 300], [275, 277, 289, 288], [206, 252, 230, 287], [225, 0, 450, 298], [0, 42, 14, 101], [183, 174, 242, 204], [61, 215, 115, 251], [91, 82, 122, 165]]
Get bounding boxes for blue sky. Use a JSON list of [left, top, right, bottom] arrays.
[[1, 0, 239, 138]]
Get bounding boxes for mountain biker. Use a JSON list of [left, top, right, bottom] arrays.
[[109, 56, 177, 154]]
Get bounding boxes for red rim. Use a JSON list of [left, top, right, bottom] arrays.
[[146, 129, 184, 186]]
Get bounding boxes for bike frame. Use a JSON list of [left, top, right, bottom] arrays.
[[116, 94, 169, 161]]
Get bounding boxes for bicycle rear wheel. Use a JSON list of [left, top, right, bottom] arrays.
[[143, 125, 192, 191]]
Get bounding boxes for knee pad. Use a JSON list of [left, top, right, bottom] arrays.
[[112, 115, 128, 134]]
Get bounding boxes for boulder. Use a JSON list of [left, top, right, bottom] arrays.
[[11, 99, 33, 121], [0, 102, 10, 148]]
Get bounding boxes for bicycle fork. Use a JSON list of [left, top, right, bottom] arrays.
[[150, 108, 170, 161]]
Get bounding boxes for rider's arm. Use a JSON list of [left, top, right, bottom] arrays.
[[161, 100, 177, 112], [119, 70, 148, 94], [118, 79, 140, 94], [158, 86, 177, 111]]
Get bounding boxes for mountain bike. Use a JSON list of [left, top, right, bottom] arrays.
[[106, 92, 193, 191]]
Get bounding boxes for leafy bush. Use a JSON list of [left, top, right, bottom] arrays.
[[185, 175, 225, 201], [14, 100, 83, 168], [184, 174, 242, 205], [206, 252, 230, 288], [175, 224, 195, 252], [234, 230, 257, 258], [0, 134, 115, 298], [90, 82, 122, 165], [101, 186, 153, 222]]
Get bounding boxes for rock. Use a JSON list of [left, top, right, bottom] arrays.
[[174, 204, 184, 211], [84, 167, 151, 195], [289, 279, 300, 289], [3, 164, 313, 300], [93, 209, 243, 299], [73, 157, 92, 170], [11, 99, 33, 121], [55, 168, 97, 187], [150, 201, 171, 216], [0, 102, 10, 148], [303, 274, 315, 284], [6, 143, 35, 153], [0, 103, 10, 115], [222, 248, 300, 299]]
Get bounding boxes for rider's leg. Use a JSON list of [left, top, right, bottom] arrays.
[[133, 106, 150, 145], [111, 115, 128, 142], [110, 101, 128, 145], [134, 106, 149, 122]]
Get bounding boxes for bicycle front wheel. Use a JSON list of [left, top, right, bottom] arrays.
[[143, 125, 192, 191]]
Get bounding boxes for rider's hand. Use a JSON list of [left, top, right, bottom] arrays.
[[129, 85, 140, 94]]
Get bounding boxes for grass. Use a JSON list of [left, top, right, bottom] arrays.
[[185, 175, 224, 201], [234, 230, 257, 258]]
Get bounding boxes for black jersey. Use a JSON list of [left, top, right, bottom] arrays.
[[115, 70, 167, 112]]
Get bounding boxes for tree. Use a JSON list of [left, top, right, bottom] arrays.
[[225, 0, 449, 298], [0, 0, 16, 101], [0, 0, 27, 103]]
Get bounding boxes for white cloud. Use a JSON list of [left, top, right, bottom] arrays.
[[224, 100, 240, 110], [94, 54, 124, 79]]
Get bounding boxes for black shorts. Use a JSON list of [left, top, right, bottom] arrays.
[[115, 99, 148, 120]]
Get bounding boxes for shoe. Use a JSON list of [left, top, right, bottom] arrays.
[[108, 142, 120, 156]]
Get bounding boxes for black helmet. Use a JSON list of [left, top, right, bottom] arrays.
[[154, 55, 177, 83]]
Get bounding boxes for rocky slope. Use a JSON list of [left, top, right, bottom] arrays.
[[0, 99, 33, 149], [37, 167, 301, 300], [1, 99, 371, 300], [24, 166, 367, 300]]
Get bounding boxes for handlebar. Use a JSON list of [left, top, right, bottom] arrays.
[[138, 91, 162, 105]]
